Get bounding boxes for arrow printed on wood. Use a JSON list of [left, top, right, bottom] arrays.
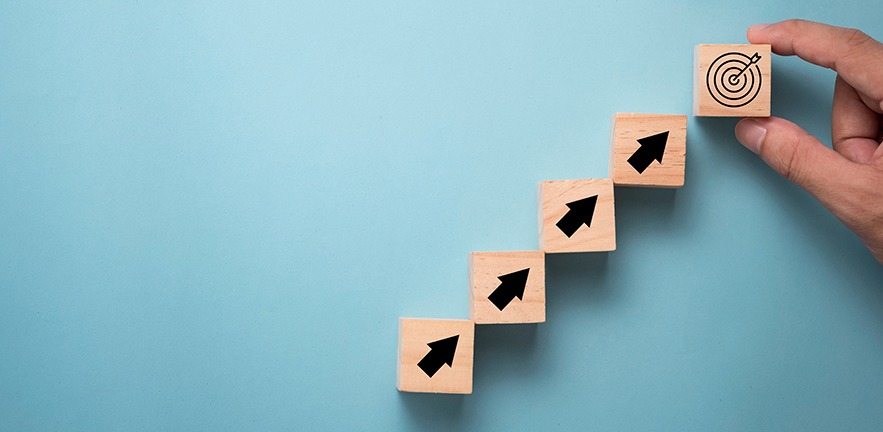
[[555, 195, 598, 238], [627, 131, 669, 174], [487, 268, 530, 311], [417, 335, 459, 378]]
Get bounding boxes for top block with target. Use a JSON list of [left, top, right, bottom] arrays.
[[694, 44, 771, 117]]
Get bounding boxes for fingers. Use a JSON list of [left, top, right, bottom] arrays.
[[832, 76, 881, 164], [747, 19, 883, 113], [736, 117, 883, 263], [735, 117, 856, 203]]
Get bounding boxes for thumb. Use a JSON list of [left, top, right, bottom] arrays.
[[735, 117, 855, 203]]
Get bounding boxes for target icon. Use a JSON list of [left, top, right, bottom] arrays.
[[706, 51, 763, 108]]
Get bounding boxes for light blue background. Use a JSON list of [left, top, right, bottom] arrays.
[[2, 1, 882, 431]]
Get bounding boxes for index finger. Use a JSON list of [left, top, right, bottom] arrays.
[[748, 19, 883, 111]]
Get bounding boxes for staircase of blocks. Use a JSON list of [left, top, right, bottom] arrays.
[[397, 43, 772, 394]]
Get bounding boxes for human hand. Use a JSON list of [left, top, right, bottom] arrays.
[[733, 19, 883, 264]]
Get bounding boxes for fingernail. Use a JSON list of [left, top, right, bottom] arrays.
[[735, 118, 767, 154], [748, 23, 770, 33]]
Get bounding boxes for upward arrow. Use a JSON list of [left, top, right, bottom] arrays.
[[487, 268, 530, 311], [417, 335, 459, 378], [627, 131, 669, 174], [555, 195, 598, 238]]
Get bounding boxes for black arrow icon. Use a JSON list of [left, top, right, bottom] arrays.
[[627, 131, 669, 174], [487, 268, 530, 311], [555, 195, 598, 238], [417, 335, 459, 378]]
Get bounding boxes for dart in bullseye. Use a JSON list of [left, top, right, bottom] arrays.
[[727, 52, 762, 86]]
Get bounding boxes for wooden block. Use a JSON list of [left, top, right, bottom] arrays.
[[397, 318, 474, 394], [609, 113, 687, 188], [694, 44, 771, 117], [469, 251, 545, 324], [538, 179, 615, 253]]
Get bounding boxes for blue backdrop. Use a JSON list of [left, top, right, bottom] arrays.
[[2, 1, 882, 430]]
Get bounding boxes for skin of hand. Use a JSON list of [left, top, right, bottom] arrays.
[[733, 19, 883, 264]]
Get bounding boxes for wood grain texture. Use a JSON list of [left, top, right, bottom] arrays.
[[694, 44, 771, 117], [610, 113, 687, 188], [397, 318, 474, 394], [538, 179, 616, 253], [469, 251, 545, 324]]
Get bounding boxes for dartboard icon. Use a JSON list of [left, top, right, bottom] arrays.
[[706, 51, 763, 108]]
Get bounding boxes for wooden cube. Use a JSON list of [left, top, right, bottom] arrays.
[[469, 251, 545, 324], [538, 179, 615, 253], [694, 44, 771, 117], [397, 318, 474, 394], [609, 113, 687, 188]]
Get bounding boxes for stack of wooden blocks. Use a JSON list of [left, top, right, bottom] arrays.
[[397, 44, 772, 394]]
